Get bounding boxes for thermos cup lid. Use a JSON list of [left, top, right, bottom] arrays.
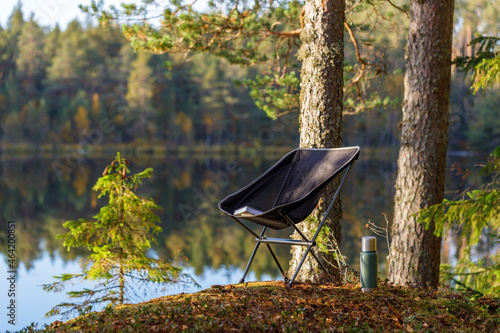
[[361, 236, 377, 252]]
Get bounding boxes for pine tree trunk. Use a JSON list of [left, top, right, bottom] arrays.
[[288, 0, 345, 283], [389, 0, 454, 288], [119, 262, 125, 304], [119, 178, 125, 304]]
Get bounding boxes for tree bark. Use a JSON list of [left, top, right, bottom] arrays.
[[389, 0, 454, 288], [288, 0, 345, 282], [119, 262, 125, 304]]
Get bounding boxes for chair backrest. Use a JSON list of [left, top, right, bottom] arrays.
[[275, 148, 358, 206]]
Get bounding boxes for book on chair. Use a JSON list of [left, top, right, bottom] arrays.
[[234, 206, 263, 217]]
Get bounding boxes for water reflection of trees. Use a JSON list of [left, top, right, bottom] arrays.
[[0, 153, 487, 278]]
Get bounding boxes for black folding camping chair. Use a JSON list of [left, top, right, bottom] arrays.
[[218, 146, 360, 287]]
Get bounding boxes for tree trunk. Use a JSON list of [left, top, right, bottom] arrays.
[[389, 0, 454, 288], [288, 0, 345, 283], [119, 262, 125, 304]]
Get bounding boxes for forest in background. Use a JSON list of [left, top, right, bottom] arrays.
[[0, 2, 498, 154], [0, 4, 298, 151]]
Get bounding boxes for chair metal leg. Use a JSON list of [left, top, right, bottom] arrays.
[[287, 246, 334, 287], [287, 244, 313, 287], [283, 214, 311, 243], [309, 248, 336, 284], [239, 242, 261, 283], [230, 216, 259, 238], [265, 244, 288, 282], [239, 226, 267, 283]]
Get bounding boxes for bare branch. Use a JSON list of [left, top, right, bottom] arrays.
[[266, 26, 301, 37], [387, 0, 409, 19]]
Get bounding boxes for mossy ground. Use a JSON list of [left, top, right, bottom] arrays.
[[18, 281, 500, 332]]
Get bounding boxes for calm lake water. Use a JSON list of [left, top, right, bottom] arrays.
[[0, 148, 489, 330]]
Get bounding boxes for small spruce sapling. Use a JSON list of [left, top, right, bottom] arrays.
[[43, 153, 196, 318]]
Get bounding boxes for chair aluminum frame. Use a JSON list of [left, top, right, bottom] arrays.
[[227, 161, 356, 287]]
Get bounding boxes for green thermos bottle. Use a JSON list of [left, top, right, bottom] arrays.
[[360, 236, 378, 291]]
